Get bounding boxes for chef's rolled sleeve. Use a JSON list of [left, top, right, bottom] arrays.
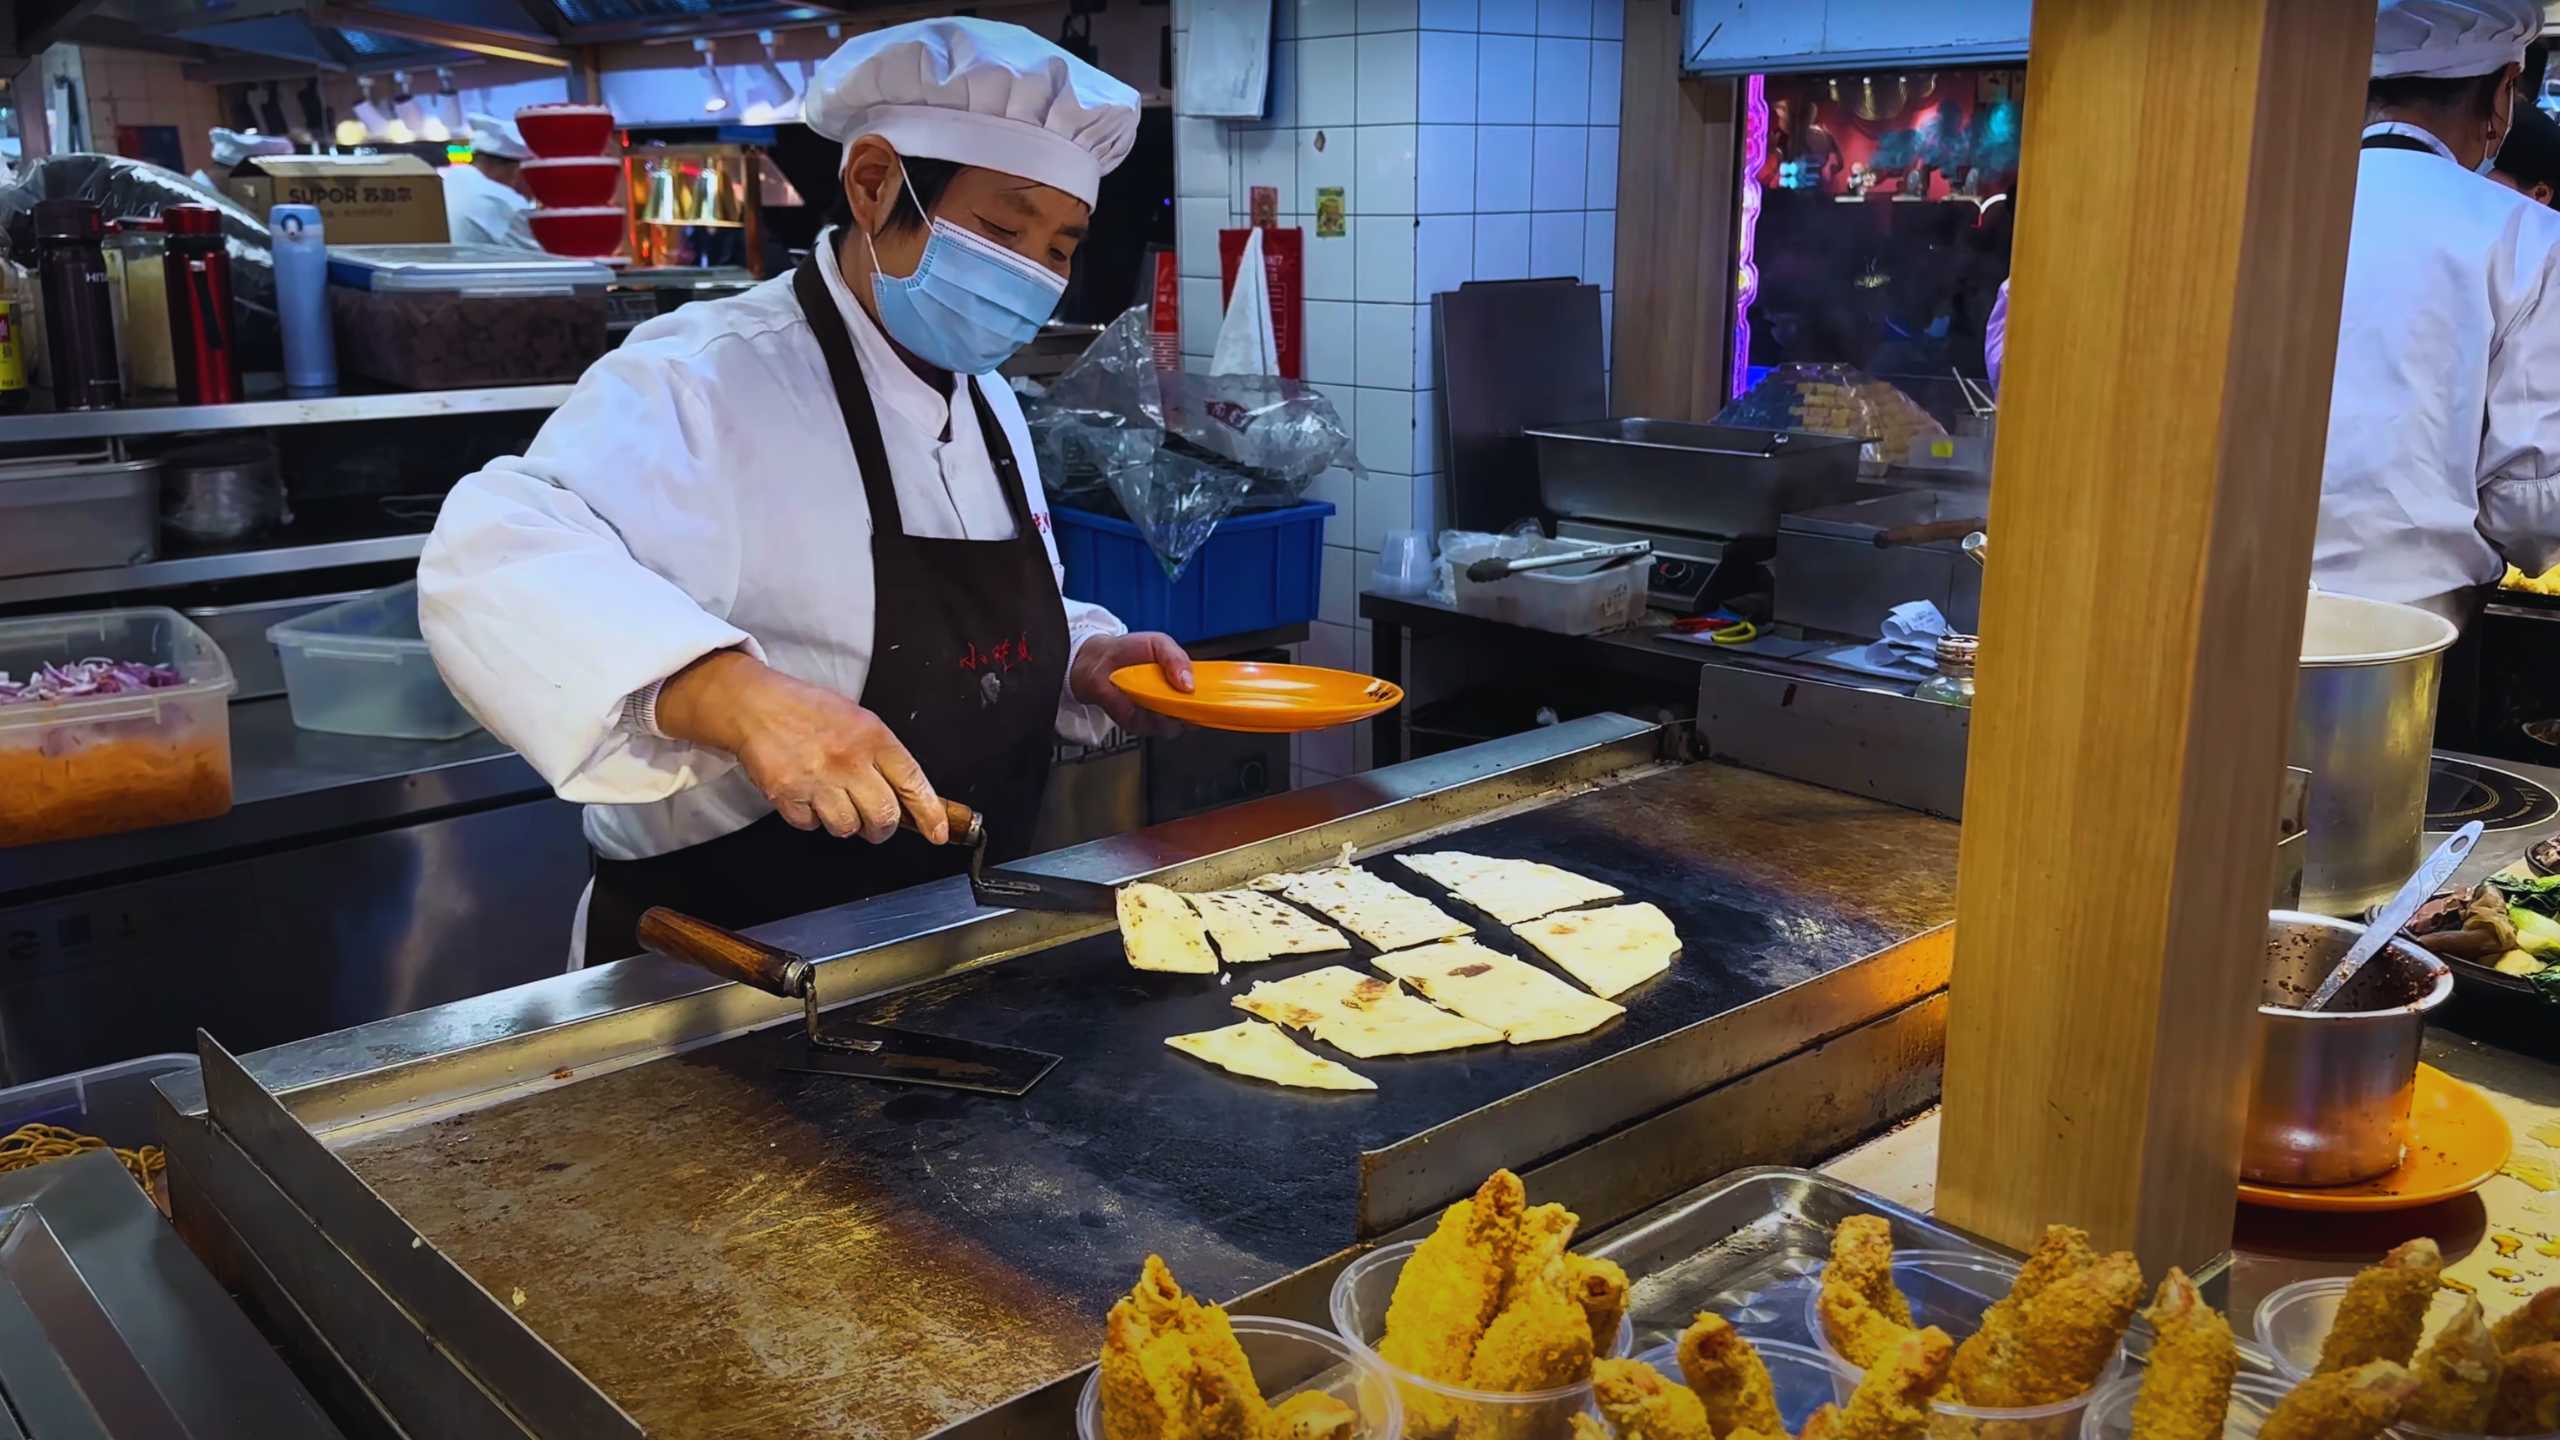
[[1056, 594, 1128, 746], [420, 349, 759, 805], [2480, 253, 2560, 580]]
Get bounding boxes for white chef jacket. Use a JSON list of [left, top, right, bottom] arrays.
[[440, 163, 541, 251], [2316, 122, 2560, 622], [418, 232, 1128, 869]]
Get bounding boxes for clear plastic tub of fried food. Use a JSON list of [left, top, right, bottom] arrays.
[[1087, 1255, 1402, 1439], [1327, 1169, 1635, 1440], [2080, 1371, 2293, 1438], [1712, 363, 1948, 472]]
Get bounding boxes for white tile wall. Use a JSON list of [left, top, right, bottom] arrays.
[[1422, 0, 1477, 26], [1585, 126, 1618, 209], [1267, 41, 1302, 127], [1584, 210, 1615, 290], [1299, 36, 1359, 126], [1356, 32, 1419, 124], [1416, 125, 1475, 213], [1356, 218, 1418, 301], [1178, 116, 1229, 195], [1304, 298, 1356, 382], [1416, 214, 1472, 299], [1476, 35, 1535, 124], [1354, 386, 1416, 478], [1355, 462, 1412, 550], [1301, 706, 1355, 771], [1536, 0, 1590, 36], [1298, 0, 1359, 39], [1179, 275, 1223, 354], [1413, 389, 1442, 470], [1178, 197, 1225, 276], [1474, 211, 1530, 278], [1530, 209, 1583, 279], [1413, 471, 1450, 532], [1533, 38, 1590, 125], [1479, 0, 1537, 34], [1306, 216, 1357, 299], [1354, 125, 1418, 212], [1475, 125, 1533, 209], [1530, 125, 1584, 210], [1591, 0, 1623, 40], [1306, 465, 1355, 546], [1321, 544, 1360, 625], [1418, 31, 1476, 122], [1361, 0, 1421, 29], [1240, 127, 1297, 205], [1355, 301, 1419, 387], [1589, 41, 1621, 124], [1299, 125, 1354, 213]]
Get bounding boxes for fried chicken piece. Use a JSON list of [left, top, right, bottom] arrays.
[[2404, 1294, 2501, 1433], [1799, 1406, 1842, 1440], [1948, 1225, 2095, 1402], [2315, 1237, 2441, 1374], [2487, 1341, 2560, 1434], [1820, 1216, 1917, 1368], [2495, 1287, 2560, 1354], [1827, 1326, 1955, 1440], [1268, 1392, 1357, 1440], [1674, 1311, 1788, 1439], [1951, 1249, 2143, 1408], [2259, 1360, 2414, 1440], [1502, 1203, 1579, 1296], [1590, 1357, 1714, 1440], [1465, 1269, 1595, 1394], [1563, 1254, 1630, 1352], [1381, 1171, 1528, 1387], [1567, 1417, 1614, 1440], [1099, 1256, 1275, 1440], [2125, 1269, 2236, 1440]]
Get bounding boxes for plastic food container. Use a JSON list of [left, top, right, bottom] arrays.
[[268, 583, 479, 740], [1450, 543, 1654, 636], [516, 103, 615, 157], [528, 206, 627, 257], [184, 590, 366, 702], [522, 157, 621, 208], [0, 454, 158, 578], [2080, 1372, 2293, 1439], [1803, 1250, 2127, 1440], [1330, 1239, 1635, 1434], [2246, 1272, 2549, 1439], [1627, 1339, 1843, 1434], [327, 243, 610, 388], [1076, 1315, 1403, 1439], [0, 607, 234, 847], [0, 1053, 196, 1149]]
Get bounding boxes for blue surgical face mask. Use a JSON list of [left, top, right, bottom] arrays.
[[862, 170, 1067, 374]]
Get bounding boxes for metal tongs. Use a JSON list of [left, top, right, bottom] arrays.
[[1463, 538, 1652, 583]]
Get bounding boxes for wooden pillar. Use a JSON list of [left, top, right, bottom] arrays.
[[1609, 0, 1735, 418], [1935, 0, 2375, 1271]]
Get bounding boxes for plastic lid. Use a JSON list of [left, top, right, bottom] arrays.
[[33, 198, 102, 243], [112, 215, 168, 233], [163, 205, 222, 237], [521, 156, 621, 168]]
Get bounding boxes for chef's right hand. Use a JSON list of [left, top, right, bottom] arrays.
[[654, 651, 948, 845]]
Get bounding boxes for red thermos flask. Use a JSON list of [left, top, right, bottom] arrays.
[[162, 205, 240, 405]]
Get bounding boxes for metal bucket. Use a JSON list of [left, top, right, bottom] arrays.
[[2291, 592, 2459, 916], [2245, 911, 2452, 1186]]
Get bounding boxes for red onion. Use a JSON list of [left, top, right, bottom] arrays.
[[0, 657, 185, 706]]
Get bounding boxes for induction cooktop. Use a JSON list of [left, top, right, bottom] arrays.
[[2426, 756, 2560, 832]]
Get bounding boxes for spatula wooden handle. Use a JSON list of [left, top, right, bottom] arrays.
[[635, 907, 808, 998], [896, 797, 981, 846]]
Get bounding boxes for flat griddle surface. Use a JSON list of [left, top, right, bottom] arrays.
[[335, 764, 1956, 1440]]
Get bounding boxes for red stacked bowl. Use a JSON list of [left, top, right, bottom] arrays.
[[522, 156, 620, 208], [517, 104, 621, 257], [527, 207, 625, 257], [515, 103, 614, 157]]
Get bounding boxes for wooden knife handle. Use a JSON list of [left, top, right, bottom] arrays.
[[635, 907, 807, 998], [1872, 517, 1991, 549], [897, 797, 981, 845]]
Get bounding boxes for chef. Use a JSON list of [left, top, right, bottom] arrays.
[[2491, 101, 2560, 206], [420, 18, 1192, 966], [2316, 0, 2560, 631], [440, 113, 540, 251]]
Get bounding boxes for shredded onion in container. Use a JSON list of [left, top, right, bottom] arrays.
[[0, 658, 185, 706]]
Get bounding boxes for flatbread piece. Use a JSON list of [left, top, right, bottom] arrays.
[[1373, 939, 1624, 1043], [1273, 866, 1473, 951], [1118, 882, 1219, 974], [1234, 965, 1503, 1057], [1186, 889, 1349, 964], [1510, 901, 1681, 998], [1394, 850, 1623, 924], [1164, 1020, 1375, 1091]]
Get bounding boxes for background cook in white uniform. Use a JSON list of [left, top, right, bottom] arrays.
[[2317, 0, 2560, 622], [441, 112, 540, 251]]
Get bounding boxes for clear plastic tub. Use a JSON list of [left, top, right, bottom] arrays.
[[0, 607, 234, 847], [1627, 1338, 1843, 1435], [1330, 1239, 1635, 1435], [0, 455, 158, 578], [0, 1053, 196, 1148], [1803, 1250, 2128, 1440], [1076, 1314, 1403, 1439], [2080, 1372, 2293, 1439], [268, 583, 480, 740], [2252, 1276, 2542, 1439], [1451, 544, 1655, 636]]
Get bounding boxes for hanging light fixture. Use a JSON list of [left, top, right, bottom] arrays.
[[392, 69, 428, 137], [696, 38, 731, 114], [740, 30, 798, 125], [425, 66, 463, 141], [351, 75, 394, 140]]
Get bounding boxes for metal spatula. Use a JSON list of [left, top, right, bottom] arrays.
[[904, 799, 1117, 914], [2305, 821, 2483, 1012], [635, 908, 1061, 1095]]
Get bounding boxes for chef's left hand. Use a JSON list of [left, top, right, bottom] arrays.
[[1070, 632, 1193, 738]]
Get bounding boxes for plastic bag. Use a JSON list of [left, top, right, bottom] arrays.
[[1714, 362, 1945, 468], [0, 154, 282, 372], [1025, 303, 1357, 580]]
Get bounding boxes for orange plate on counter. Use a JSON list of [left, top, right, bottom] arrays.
[[1110, 661, 1403, 734], [2237, 1065, 2512, 1213]]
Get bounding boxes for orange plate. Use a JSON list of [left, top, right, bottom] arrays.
[[2237, 1064, 2513, 1213], [1109, 661, 1403, 734]]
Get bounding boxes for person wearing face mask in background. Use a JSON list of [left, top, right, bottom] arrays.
[[418, 18, 1194, 967]]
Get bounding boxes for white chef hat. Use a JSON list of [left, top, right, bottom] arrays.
[[209, 127, 291, 166], [2374, 0, 2546, 79], [466, 112, 531, 160], [802, 17, 1139, 208]]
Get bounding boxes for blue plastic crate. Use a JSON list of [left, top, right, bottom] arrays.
[[1052, 500, 1335, 644]]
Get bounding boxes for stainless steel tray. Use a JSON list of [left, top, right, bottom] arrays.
[[1527, 421, 1867, 539]]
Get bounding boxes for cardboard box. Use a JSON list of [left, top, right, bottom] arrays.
[[226, 155, 448, 243]]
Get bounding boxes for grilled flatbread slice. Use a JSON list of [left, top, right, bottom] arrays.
[[1164, 1020, 1375, 1091], [1117, 882, 1219, 974], [1394, 851, 1623, 925], [1374, 939, 1624, 1043], [1273, 866, 1473, 951], [1510, 902, 1681, 998], [1234, 965, 1503, 1057], [1187, 889, 1349, 964]]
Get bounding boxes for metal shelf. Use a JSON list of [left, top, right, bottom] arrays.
[[0, 384, 574, 444], [0, 534, 428, 607]]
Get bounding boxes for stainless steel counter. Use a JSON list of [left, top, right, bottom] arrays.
[[0, 380, 573, 445]]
